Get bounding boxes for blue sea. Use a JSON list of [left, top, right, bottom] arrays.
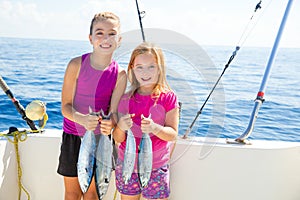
[[0, 36, 299, 142]]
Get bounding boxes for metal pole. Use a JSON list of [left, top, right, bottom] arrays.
[[234, 0, 294, 144]]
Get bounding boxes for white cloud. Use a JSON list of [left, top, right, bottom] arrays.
[[0, 1, 49, 39], [0, 0, 138, 40], [0, 1, 45, 26]]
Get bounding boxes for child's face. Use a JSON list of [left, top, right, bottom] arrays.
[[89, 20, 121, 54], [133, 53, 159, 92]]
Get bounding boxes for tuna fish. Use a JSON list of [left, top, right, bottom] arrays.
[[138, 115, 153, 188], [95, 110, 113, 199], [95, 134, 113, 199], [138, 132, 152, 188], [77, 129, 96, 193], [122, 128, 136, 184], [77, 107, 99, 193]]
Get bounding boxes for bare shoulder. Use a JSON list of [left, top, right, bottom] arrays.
[[117, 64, 126, 74], [64, 56, 82, 77], [68, 56, 81, 70], [117, 64, 127, 81]]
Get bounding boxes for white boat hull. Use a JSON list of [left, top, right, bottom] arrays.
[[1, 129, 299, 200]]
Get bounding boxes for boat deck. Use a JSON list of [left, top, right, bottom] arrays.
[[1, 129, 300, 200]]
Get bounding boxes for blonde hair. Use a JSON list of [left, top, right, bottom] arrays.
[[89, 12, 120, 35], [127, 42, 171, 98]]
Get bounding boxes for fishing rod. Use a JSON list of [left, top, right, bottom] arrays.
[[183, 0, 263, 139], [135, 0, 146, 42], [183, 47, 239, 139], [232, 0, 294, 144], [0, 75, 37, 131]]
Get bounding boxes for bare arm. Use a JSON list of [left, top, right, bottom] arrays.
[[141, 108, 179, 141], [101, 66, 127, 135], [113, 114, 134, 143], [61, 57, 98, 130], [113, 123, 127, 143], [109, 67, 127, 125]]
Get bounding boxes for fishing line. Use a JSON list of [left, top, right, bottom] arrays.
[[237, 0, 273, 48], [183, 0, 266, 138], [236, 0, 262, 47]]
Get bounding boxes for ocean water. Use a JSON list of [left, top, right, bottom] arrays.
[[0, 37, 299, 142]]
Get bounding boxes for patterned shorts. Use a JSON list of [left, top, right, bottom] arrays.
[[115, 160, 170, 199]]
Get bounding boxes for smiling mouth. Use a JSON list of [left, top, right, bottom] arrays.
[[141, 77, 151, 81], [100, 43, 112, 48]]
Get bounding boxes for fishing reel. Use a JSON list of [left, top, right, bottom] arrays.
[[25, 100, 48, 129]]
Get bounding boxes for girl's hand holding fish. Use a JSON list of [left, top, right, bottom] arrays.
[[117, 114, 134, 132], [141, 114, 162, 135], [100, 117, 114, 135], [81, 113, 99, 131]]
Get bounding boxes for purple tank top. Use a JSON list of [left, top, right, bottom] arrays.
[[63, 53, 118, 136]]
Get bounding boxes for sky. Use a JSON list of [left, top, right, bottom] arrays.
[[0, 0, 299, 48]]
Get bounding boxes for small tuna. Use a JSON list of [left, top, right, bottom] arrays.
[[95, 134, 113, 199], [77, 107, 99, 193], [77, 130, 96, 193], [138, 132, 152, 188], [138, 114, 153, 188], [122, 128, 136, 184], [95, 110, 113, 199]]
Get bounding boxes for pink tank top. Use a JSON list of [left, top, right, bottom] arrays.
[[63, 53, 118, 136]]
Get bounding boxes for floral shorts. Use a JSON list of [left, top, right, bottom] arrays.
[[115, 160, 170, 199]]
